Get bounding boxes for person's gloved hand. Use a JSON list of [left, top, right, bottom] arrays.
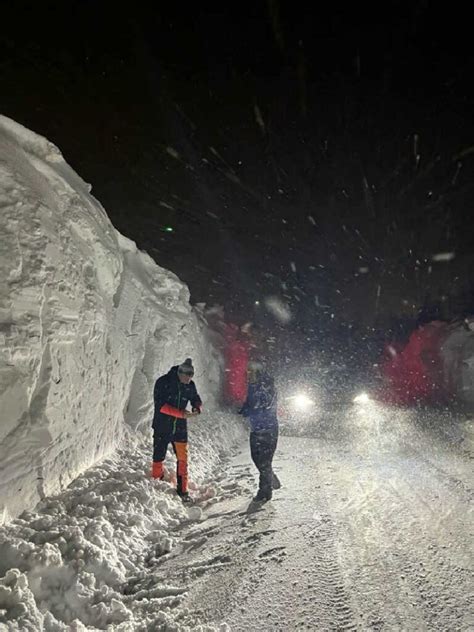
[[184, 410, 199, 418]]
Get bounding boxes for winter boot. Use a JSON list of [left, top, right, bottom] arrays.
[[253, 489, 272, 503], [152, 461, 164, 479], [177, 491, 193, 504], [272, 472, 281, 490]]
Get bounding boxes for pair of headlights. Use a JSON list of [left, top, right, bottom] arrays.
[[285, 392, 371, 409]]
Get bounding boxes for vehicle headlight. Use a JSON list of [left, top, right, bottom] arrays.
[[286, 393, 314, 411]]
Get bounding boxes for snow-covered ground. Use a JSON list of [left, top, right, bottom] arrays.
[[0, 416, 245, 631], [1, 403, 473, 630], [0, 114, 227, 524]]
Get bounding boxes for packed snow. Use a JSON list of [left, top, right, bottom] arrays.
[[0, 115, 235, 526]]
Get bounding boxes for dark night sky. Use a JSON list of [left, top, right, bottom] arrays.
[[1, 1, 474, 364]]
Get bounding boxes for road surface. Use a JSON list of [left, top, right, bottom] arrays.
[[152, 403, 474, 630]]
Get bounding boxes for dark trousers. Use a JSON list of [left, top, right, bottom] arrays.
[[250, 429, 278, 497]]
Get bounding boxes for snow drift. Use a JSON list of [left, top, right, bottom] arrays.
[[440, 319, 474, 406], [0, 115, 224, 524]]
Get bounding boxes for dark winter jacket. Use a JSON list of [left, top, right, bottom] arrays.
[[240, 373, 278, 433], [152, 366, 202, 437]]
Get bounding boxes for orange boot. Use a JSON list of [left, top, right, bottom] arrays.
[[152, 461, 164, 479]]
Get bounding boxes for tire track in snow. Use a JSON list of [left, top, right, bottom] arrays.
[[176, 444, 360, 631], [380, 467, 474, 630], [330, 441, 474, 631]]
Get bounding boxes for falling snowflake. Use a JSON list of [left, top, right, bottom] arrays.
[[166, 147, 180, 159], [432, 252, 455, 262], [254, 104, 266, 134], [264, 296, 292, 324]]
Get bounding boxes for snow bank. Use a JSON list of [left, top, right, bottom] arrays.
[[0, 418, 245, 631], [440, 320, 474, 407], [0, 115, 226, 524]]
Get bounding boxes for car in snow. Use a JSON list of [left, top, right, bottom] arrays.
[[277, 364, 378, 436]]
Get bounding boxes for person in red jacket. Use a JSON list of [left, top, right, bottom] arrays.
[[151, 358, 202, 502]]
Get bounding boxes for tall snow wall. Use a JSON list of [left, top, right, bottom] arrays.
[[0, 115, 223, 523]]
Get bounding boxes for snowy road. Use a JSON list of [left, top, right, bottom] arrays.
[[164, 404, 474, 631], [1, 404, 473, 631]]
